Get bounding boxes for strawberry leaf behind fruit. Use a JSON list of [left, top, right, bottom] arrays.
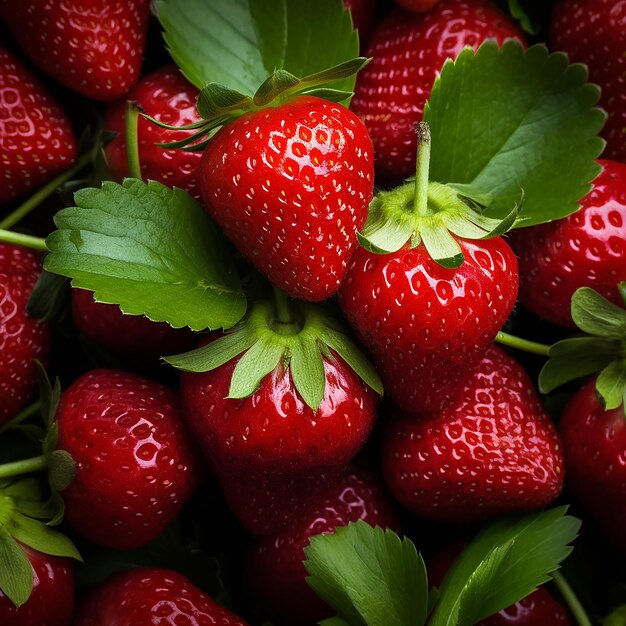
[[44, 179, 246, 332], [424, 40, 605, 228]]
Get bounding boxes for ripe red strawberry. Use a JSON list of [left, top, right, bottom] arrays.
[[0, 546, 74, 626], [71, 288, 196, 361], [56, 369, 202, 549], [0, 0, 150, 101], [0, 46, 77, 204], [395, 0, 441, 12], [339, 237, 518, 412], [181, 338, 377, 477], [351, 0, 524, 183], [512, 159, 626, 328], [382, 345, 564, 522], [74, 567, 249, 625], [550, 0, 626, 162], [246, 467, 401, 626], [198, 95, 374, 301], [0, 244, 50, 423], [560, 377, 626, 553], [104, 65, 204, 199]]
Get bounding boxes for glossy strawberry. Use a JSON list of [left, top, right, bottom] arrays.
[[198, 95, 374, 301], [56, 369, 202, 549], [74, 567, 249, 625], [0, 46, 77, 204], [351, 0, 524, 183], [247, 467, 401, 626], [339, 237, 518, 412], [0, 546, 73, 626], [72, 288, 196, 361], [104, 65, 204, 198], [181, 340, 377, 477], [513, 160, 626, 328], [0, 244, 50, 423], [550, 0, 626, 161], [383, 345, 564, 522], [0, 0, 150, 101], [560, 378, 626, 553]]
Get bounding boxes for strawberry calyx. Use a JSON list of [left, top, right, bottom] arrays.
[[143, 57, 370, 153], [358, 122, 519, 268], [539, 283, 626, 416], [165, 290, 383, 410]]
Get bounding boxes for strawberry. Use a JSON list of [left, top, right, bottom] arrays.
[[382, 345, 564, 522], [339, 236, 518, 412], [55, 369, 202, 549], [0, 244, 50, 422], [198, 95, 374, 301], [550, 0, 626, 162], [351, 0, 524, 183], [71, 288, 196, 362], [74, 567, 249, 625], [246, 467, 401, 626], [0, 546, 74, 626], [0, 46, 77, 205], [344, 0, 377, 50], [395, 0, 441, 12], [560, 377, 626, 553], [104, 65, 204, 199], [512, 160, 626, 328], [0, 0, 150, 101]]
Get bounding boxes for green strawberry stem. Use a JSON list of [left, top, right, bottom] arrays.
[[0, 401, 42, 436], [495, 331, 551, 357], [0, 455, 48, 480], [272, 285, 294, 326], [0, 151, 92, 230], [413, 122, 431, 218], [551, 571, 593, 626], [125, 100, 143, 180], [0, 229, 47, 252]]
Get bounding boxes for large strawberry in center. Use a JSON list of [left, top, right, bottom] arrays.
[[199, 95, 374, 301]]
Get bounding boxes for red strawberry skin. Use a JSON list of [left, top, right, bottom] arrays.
[[104, 65, 204, 199], [247, 467, 401, 626], [198, 95, 375, 301], [550, 0, 626, 162], [560, 378, 626, 553], [181, 344, 377, 476], [339, 237, 518, 412], [0, 0, 150, 101], [383, 345, 564, 522], [513, 159, 626, 328], [351, 0, 524, 183], [0, 546, 73, 626], [0, 244, 50, 423], [0, 46, 77, 204], [71, 288, 196, 361], [74, 567, 249, 626], [56, 369, 202, 549]]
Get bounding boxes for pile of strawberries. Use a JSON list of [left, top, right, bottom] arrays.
[[1, 0, 626, 624]]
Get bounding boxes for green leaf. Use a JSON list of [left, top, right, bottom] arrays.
[[196, 83, 252, 119], [44, 179, 246, 332], [290, 338, 326, 410], [420, 224, 464, 268], [27, 269, 70, 323], [424, 41, 605, 227], [429, 508, 580, 626], [604, 604, 626, 626], [507, 0, 536, 34], [156, 0, 359, 97], [228, 338, 286, 398], [571, 287, 626, 338], [36, 362, 61, 427], [48, 450, 76, 492], [358, 203, 415, 255], [304, 521, 429, 626], [0, 532, 33, 607], [595, 361, 626, 411], [11, 514, 81, 560], [539, 353, 616, 394], [253, 70, 301, 107]]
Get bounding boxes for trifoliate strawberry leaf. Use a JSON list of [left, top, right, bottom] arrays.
[[304, 521, 429, 626], [0, 532, 33, 607], [428, 507, 580, 626], [424, 41, 605, 227], [156, 0, 359, 96], [44, 179, 246, 332]]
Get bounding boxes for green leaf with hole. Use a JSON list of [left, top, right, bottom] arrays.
[[156, 0, 359, 97], [424, 41, 605, 227], [44, 179, 246, 332]]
